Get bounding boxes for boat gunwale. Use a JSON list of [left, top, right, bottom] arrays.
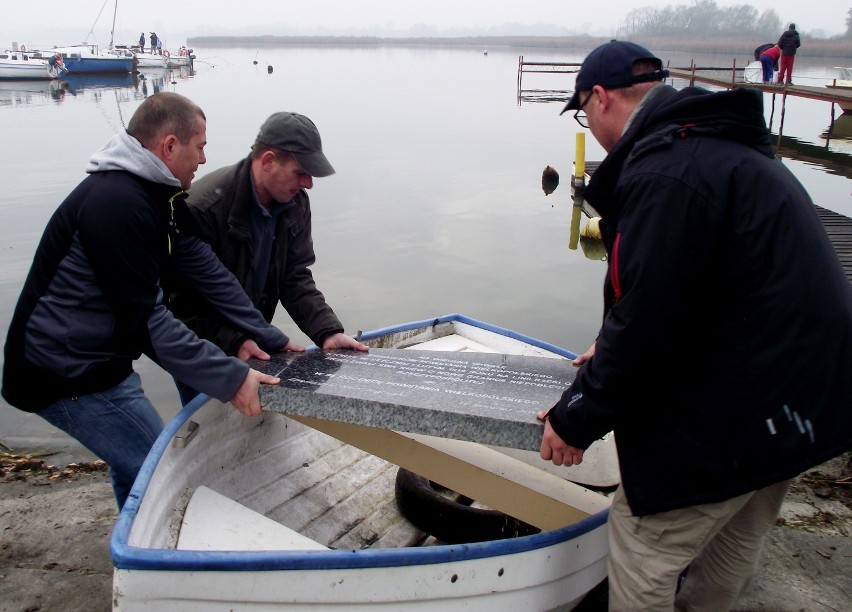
[[111, 313, 606, 572]]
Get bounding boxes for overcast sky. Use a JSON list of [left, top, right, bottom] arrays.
[[2, 0, 848, 48]]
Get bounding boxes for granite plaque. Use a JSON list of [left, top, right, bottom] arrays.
[[256, 348, 576, 451]]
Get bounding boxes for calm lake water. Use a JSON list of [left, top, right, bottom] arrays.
[[2, 44, 850, 452]]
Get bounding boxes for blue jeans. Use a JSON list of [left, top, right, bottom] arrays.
[[38, 372, 165, 510], [759, 55, 775, 83]]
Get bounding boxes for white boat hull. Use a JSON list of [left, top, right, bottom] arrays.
[[827, 68, 852, 112], [115, 530, 607, 609], [112, 314, 613, 610], [0, 51, 62, 80], [743, 60, 762, 84], [134, 52, 167, 69], [166, 54, 192, 68], [46, 45, 133, 74]]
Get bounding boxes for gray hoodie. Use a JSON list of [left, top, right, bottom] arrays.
[[8, 130, 289, 409]]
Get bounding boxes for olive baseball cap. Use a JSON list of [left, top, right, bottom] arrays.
[[256, 112, 335, 177], [560, 41, 668, 115]]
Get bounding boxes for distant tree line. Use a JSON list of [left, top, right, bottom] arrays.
[[616, 1, 785, 39], [188, 33, 852, 59], [617, 1, 852, 40], [189, 2, 852, 58]]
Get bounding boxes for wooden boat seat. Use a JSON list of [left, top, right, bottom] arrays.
[[177, 485, 328, 551]]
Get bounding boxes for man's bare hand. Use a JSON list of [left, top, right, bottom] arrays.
[[229, 368, 280, 417], [572, 341, 596, 367], [236, 339, 305, 361], [236, 339, 269, 361], [537, 410, 585, 466], [322, 332, 368, 352]]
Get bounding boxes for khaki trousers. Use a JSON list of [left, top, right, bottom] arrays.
[[607, 478, 792, 611]]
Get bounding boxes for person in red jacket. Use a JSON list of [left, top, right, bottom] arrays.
[[759, 44, 781, 84]]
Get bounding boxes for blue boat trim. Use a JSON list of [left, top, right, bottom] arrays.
[[357, 313, 579, 360], [111, 313, 600, 571]]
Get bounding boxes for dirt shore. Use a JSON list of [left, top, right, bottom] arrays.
[[1, 451, 850, 612]]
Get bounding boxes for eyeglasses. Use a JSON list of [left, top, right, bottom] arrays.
[[574, 92, 593, 128]]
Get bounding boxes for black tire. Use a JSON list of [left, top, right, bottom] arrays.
[[394, 467, 540, 544]]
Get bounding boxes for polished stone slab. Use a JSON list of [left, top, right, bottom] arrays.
[[255, 348, 576, 451]]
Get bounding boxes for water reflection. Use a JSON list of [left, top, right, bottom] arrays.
[[0, 66, 196, 108], [518, 88, 571, 105], [0, 79, 69, 106], [62, 72, 136, 95], [821, 113, 852, 142], [137, 64, 196, 96], [541, 165, 559, 195], [777, 130, 852, 179]]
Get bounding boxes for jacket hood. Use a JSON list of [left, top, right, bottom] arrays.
[[86, 130, 181, 187], [586, 85, 772, 217], [641, 86, 771, 152]]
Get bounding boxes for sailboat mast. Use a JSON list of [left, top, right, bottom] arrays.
[[109, 0, 118, 50]]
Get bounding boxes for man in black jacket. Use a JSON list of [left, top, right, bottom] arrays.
[[169, 112, 367, 404], [777, 23, 801, 84], [542, 41, 852, 609]]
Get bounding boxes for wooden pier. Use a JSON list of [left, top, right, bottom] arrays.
[[666, 66, 852, 113], [817, 206, 852, 283], [517, 57, 852, 114]]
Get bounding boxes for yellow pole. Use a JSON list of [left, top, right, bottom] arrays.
[[569, 203, 582, 251], [569, 132, 586, 250], [574, 132, 585, 180]]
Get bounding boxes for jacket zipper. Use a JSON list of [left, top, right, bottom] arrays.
[[166, 191, 185, 255], [611, 232, 623, 303]]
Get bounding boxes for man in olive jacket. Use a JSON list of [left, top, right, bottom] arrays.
[[542, 40, 852, 609], [170, 112, 367, 403], [777, 22, 801, 84]]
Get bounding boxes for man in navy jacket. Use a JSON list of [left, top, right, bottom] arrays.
[[777, 23, 801, 84], [543, 41, 852, 609]]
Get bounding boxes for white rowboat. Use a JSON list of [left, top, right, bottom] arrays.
[[112, 314, 617, 610]]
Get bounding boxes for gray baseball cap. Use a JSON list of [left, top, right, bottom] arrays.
[[256, 112, 335, 177]]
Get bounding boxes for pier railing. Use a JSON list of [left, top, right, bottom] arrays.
[[517, 55, 852, 117]]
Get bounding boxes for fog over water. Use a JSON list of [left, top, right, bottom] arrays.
[[0, 44, 849, 453]]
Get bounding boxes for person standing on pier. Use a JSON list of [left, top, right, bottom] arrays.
[[138, 32, 145, 53], [759, 44, 781, 84], [541, 40, 852, 609], [777, 23, 801, 85]]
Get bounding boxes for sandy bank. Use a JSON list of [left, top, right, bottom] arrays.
[[1, 451, 849, 611]]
